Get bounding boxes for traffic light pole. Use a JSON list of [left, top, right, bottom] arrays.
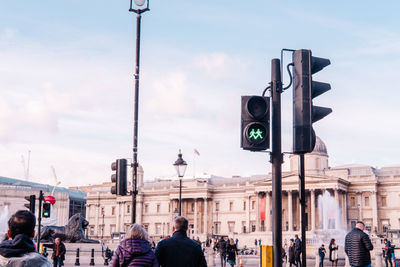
[[37, 190, 43, 252], [299, 154, 306, 267], [271, 58, 283, 267]]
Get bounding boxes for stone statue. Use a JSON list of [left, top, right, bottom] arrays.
[[39, 213, 99, 243]]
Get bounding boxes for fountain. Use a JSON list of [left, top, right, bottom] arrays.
[[0, 205, 9, 239]]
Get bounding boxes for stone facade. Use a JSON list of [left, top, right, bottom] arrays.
[[85, 137, 400, 246]]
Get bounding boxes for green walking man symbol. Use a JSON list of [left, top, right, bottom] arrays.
[[249, 128, 263, 140]]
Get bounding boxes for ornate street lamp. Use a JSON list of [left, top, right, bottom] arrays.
[[173, 150, 187, 216], [128, 0, 150, 224]]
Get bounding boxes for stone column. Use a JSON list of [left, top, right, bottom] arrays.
[[194, 199, 198, 235], [266, 192, 271, 231], [288, 190, 293, 231], [344, 192, 348, 229], [95, 205, 99, 236], [247, 196, 251, 232], [121, 202, 125, 232], [371, 191, 378, 232], [334, 189, 340, 229], [311, 189, 316, 231], [256, 193, 260, 231], [357, 193, 362, 220], [116, 202, 120, 232], [137, 196, 143, 225], [204, 198, 208, 234]]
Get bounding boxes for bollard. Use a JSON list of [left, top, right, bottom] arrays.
[[74, 248, 80, 266], [90, 248, 95, 266]]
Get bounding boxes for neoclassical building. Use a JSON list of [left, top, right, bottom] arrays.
[[85, 137, 400, 246]]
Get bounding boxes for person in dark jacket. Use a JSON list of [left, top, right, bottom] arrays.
[[288, 239, 296, 267], [294, 235, 302, 267], [318, 244, 326, 267], [111, 223, 158, 267], [226, 238, 237, 267], [345, 221, 373, 267], [43, 237, 66, 267], [0, 210, 51, 267], [383, 239, 393, 267], [214, 237, 227, 267], [155, 216, 207, 267]]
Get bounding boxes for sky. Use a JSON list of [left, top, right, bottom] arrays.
[[0, 1, 399, 187]]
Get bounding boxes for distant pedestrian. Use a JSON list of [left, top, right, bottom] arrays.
[[235, 238, 238, 246], [345, 221, 373, 267], [0, 210, 51, 267], [43, 237, 66, 267], [288, 239, 296, 267], [111, 223, 159, 267], [215, 237, 227, 267], [318, 244, 326, 267], [383, 238, 393, 267], [155, 216, 207, 267], [328, 239, 338, 267], [294, 234, 302, 267], [226, 238, 237, 267]]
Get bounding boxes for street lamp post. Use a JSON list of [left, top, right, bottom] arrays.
[[128, 0, 150, 224], [173, 150, 187, 216]]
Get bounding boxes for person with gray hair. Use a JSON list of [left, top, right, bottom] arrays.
[[155, 216, 207, 267], [111, 223, 159, 267], [345, 221, 373, 267]]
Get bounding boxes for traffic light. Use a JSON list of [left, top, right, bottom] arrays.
[[293, 49, 332, 154], [24, 195, 36, 214], [241, 96, 270, 151], [110, 159, 127, 196], [42, 202, 51, 218]]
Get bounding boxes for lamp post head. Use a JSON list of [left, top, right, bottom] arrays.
[[130, 0, 150, 13], [173, 149, 187, 178]]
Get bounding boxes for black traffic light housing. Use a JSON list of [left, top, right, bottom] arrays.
[[42, 202, 51, 218], [293, 49, 332, 154], [111, 159, 127, 196], [241, 96, 270, 151], [24, 195, 36, 214]]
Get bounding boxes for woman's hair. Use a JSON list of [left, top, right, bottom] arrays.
[[125, 224, 149, 241], [230, 238, 235, 245], [329, 238, 335, 249]]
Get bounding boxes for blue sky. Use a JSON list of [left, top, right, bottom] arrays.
[[0, 1, 399, 186]]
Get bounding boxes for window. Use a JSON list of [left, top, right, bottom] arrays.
[[143, 224, 149, 232], [157, 204, 160, 213], [252, 201, 256, 210], [90, 226, 95, 236], [215, 202, 220, 211], [101, 207, 104, 215], [365, 196, 370, 207], [350, 197, 356, 207], [242, 221, 246, 233], [243, 201, 246, 211], [215, 222, 220, 234], [229, 201, 233, 211], [382, 196, 387, 207], [110, 224, 116, 234], [145, 204, 149, 213], [251, 223, 256, 232], [112, 207, 115, 215], [228, 222, 235, 232], [155, 223, 161, 235], [127, 205, 130, 214], [191, 203, 195, 212]]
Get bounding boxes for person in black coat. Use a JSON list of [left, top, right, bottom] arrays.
[[318, 244, 326, 267], [294, 235, 302, 267], [288, 239, 296, 267], [383, 238, 393, 267], [214, 237, 227, 267], [344, 221, 373, 267], [155, 216, 207, 267]]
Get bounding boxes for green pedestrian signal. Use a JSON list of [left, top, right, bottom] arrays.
[[246, 123, 266, 144]]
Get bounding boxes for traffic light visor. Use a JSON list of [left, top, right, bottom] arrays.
[[246, 96, 268, 120]]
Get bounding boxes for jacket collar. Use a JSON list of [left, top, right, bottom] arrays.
[[172, 230, 188, 238]]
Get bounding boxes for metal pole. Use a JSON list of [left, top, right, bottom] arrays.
[[132, 12, 142, 224], [37, 190, 43, 252], [271, 58, 282, 267], [179, 178, 182, 216], [299, 154, 306, 267]]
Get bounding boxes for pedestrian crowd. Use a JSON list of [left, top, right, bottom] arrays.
[[0, 210, 396, 267]]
